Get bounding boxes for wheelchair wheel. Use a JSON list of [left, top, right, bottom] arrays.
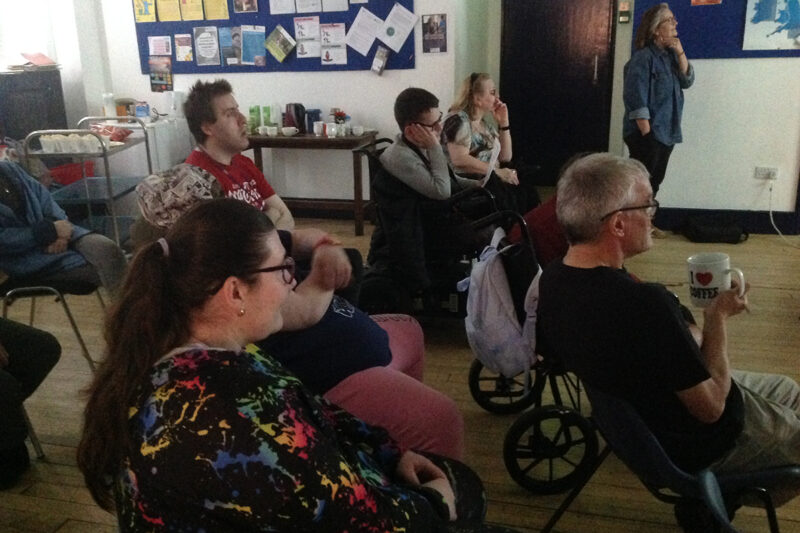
[[468, 359, 537, 414], [503, 405, 598, 494]]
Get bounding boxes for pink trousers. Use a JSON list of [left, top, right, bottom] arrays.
[[324, 314, 465, 460]]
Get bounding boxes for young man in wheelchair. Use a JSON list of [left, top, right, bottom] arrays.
[[536, 153, 800, 529], [364, 88, 494, 312]]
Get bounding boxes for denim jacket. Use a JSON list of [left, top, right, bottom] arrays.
[[0, 162, 88, 278], [623, 44, 695, 146]]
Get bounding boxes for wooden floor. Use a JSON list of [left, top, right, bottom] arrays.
[[2, 216, 800, 532]]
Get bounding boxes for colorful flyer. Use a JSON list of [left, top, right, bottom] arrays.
[[149, 56, 173, 92], [204, 0, 230, 19], [175, 34, 194, 61], [421, 14, 446, 54], [134, 0, 157, 22], [180, 0, 204, 20], [156, 0, 181, 21], [321, 22, 346, 65], [265, 24, 296, 62], [219, 27, 239, 64]]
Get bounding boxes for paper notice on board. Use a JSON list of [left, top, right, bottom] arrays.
[[148, 35, 172, 56], [378, 2, 417, 53], [480, 142, 501, 187], [175, 34, 193, 61], [242, 25, 268, 65], [194, 26, 221, 65], [134, 0, 157, 22], [296, 0, 322, 13], [204, 0, 230, 20], [269, 0, 295, 14], [219, 27, 240, 64], [265, 25, 295, 63], [295, 16, 321, 58], [180, 0, 204, 20], [321, 22, 346, 65], [156, 0, 181, 21], [322, 0, 348, 12], [346, 7, 382, 56]]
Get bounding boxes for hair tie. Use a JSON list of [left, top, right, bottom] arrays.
[[157, 238, 169, 257]]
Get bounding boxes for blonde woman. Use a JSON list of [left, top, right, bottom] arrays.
[[442, 73, 539, 213]]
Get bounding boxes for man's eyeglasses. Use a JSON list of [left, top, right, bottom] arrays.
[[248, 256, 295, 284], [413, 111, 443, 129], [599, 200, 659, 221]]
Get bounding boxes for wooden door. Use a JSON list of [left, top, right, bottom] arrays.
[[501, 0, 616, 184]]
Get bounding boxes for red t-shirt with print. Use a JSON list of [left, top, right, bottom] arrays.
[[185, 149, 275, 210]]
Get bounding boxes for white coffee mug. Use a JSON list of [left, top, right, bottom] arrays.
[[313, 121, 324, 136], [256, 125, 270, 135], [266, 126, 279, 136], [326, 122, 338, 137], [687, 252, 745, 307], [352, 125, 364, 136]]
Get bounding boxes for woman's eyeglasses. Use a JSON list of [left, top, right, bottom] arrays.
[[248, 256, 296, 284], [599, 200, 659, 221], [413, 111, 443, 129]]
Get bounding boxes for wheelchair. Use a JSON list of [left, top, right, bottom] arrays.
[[461, 211, 597, 496], [356, 139, 499, 318]]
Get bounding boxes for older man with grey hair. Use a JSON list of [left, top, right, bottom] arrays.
[[536, 153, 800, 531]]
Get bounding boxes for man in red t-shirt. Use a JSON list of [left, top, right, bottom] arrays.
[[184, 80, 294, 230]]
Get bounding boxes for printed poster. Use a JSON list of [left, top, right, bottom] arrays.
[[156, 0, 181, 21], [265, 24, 296, 62], [295, 16, 321, 58], [219, 27, 239, 64], [148, 35, 172, 56], [204, 0, 230, 19], [175, 33, 194, 61], [346, 7, 382, 56], [134, 0, 157, 22], [422, 14, 446, 53], [180, 0, 204, 20], [322, 0, 348, 12], [743, 0, 800, 50], [242, 25, 267, 65], [296, 0, 322, 12], [234, 0, 259, 13], [193, 26, 221, 65], [269, 0, 295, 14], [378, 2, 417, 53], [321, 22, 347, 65], [149, 56, 173, 92]]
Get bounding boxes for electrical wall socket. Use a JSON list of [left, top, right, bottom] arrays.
[[754, 166, 778, 180]]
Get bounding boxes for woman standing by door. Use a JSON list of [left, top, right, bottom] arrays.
[[623, 3, 694, 233]]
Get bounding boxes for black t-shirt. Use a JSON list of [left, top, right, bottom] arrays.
[[537, 261, 744, 472]]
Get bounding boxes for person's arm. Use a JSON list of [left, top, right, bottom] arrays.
[[675, 283, 749, 423], [623, 52, 652, 135], [278, 230, 351, 331], [263, 194, 295, 231], [382, 133, 452, 200], [492, 100, 513, 162], [666, 37, 691, 79], [446, 143, 518, 185]]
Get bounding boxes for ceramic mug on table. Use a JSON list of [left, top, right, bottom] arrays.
[[313, 121, 324, 136], [256, 125, 270, 135], [266, 126, 279, 136], [326, 122, 338, 137], [352, 125, 365, 136], [686, 252, 745, 307]]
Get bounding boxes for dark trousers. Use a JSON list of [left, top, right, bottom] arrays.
[[0, 318, 61, 450], [625, 132, 675, 198]]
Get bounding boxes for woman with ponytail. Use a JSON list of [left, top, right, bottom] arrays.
[[77, 198, 515, 533]]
